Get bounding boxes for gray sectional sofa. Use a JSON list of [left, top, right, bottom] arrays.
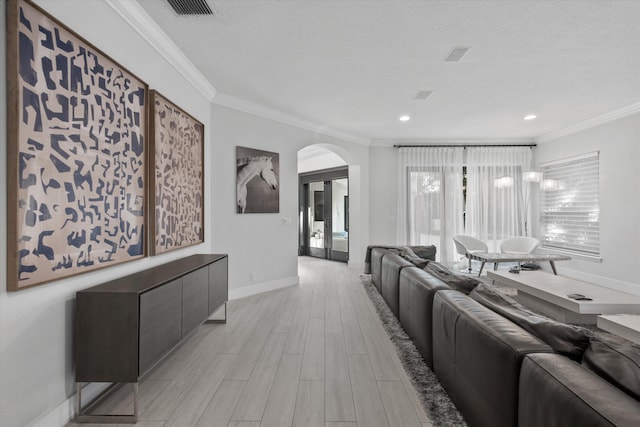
[[366, 245, 640, 427]]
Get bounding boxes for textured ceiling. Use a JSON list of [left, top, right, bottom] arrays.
[[137, 0, 640, 142]]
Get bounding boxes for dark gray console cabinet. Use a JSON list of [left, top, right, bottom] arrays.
[[74, 254, 228, 422]]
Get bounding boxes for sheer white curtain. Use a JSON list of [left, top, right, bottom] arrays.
[[397, 147, 464, 265], [465, 147, 532, 251]]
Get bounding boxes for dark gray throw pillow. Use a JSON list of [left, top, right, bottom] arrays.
[[401, 247, 432, 268], [423, 261, 479, 295], [582, 339, 640, 401], [469, 284, 590, 360], [408, 245, 437, 261]]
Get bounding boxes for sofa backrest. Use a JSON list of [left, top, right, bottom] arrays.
[[381, 253, 415, 317], [398, 267, 450, 368]]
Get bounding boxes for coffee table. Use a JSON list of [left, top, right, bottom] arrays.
[[488, 270, 640, 325], [470, 252, 571, 277]]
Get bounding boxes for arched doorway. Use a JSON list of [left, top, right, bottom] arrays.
[[298, 146, 349, 262]]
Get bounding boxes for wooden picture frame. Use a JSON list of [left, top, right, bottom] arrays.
[[149, 91, 204, 254], [6, 0, 148, 291]]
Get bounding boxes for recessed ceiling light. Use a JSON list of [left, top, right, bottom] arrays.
[[399, 115, 411, 122], [524, 114, 537, 121]]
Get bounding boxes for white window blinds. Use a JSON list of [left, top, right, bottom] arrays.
[[540, 152, 600, 257]]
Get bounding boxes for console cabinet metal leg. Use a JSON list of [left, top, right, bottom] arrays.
[[206, 256, 229, 324], [73, 254, 228, 423], [75, 382, 138, 423]]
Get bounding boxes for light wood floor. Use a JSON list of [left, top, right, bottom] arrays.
[[69, 256, 432, 427]]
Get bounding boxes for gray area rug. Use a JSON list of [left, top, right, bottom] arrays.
[[360, 274, 467, 427]]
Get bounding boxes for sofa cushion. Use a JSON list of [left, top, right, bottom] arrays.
[[519, 353, 640, 427], [469, 283, 590, 360], [423, 261, 480, 295], [582, 338, 640, 401]]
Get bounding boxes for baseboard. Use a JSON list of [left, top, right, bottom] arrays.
[[29, 383, 111, 427], [29, 397, 73, 427], [229, 276, 299, 300]]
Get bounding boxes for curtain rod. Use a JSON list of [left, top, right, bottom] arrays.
[[393, 143, 536, 148]]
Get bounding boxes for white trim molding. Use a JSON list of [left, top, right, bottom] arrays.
[[536, 102, 640, 143], [213, 93, 371, 146], [105, 0, 217, 101]]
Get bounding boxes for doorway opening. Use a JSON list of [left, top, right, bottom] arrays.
[[299, 167, 349, 262]]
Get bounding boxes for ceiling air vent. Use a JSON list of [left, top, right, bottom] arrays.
[[445, 46, 471, 62], [414, 90, 434, 100], [166, 0, 214, 15]]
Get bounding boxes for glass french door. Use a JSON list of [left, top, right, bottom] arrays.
[[299, 169, 348, 262]]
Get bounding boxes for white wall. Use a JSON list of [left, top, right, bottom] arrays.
[[369, 146, 399, 245], [209, 104, 370, 297], [0, 1, 213, 426], [534, 112, 640, 294]]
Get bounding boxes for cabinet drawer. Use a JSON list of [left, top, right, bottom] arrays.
[[139, 279, 182, 375], [182, 267, 209, 337]]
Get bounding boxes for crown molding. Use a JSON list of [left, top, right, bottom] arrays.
[[105, 0, 217, 101], [107, 0, 368, 145], [536, 102, 640, 143], [370, 138, 535, 147], [212, 93, 371, 146]]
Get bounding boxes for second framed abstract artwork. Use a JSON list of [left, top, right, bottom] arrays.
[[149, 91, 204, 254]]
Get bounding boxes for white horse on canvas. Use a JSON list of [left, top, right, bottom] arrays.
[[236, 156, 278, 213]]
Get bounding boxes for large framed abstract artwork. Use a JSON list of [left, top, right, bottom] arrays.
[[236, 146, 279, 214], [149, 91, 204, 254], [6, 0, 147, 291]]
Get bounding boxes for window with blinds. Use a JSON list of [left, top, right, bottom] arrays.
[[539, 152, 600, 257]]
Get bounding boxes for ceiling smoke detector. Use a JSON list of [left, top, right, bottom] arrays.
[[445, 46, 471, 62], [166, 0, 215, 15]]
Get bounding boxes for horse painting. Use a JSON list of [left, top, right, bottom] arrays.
[[236, 155, 279, 213]]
